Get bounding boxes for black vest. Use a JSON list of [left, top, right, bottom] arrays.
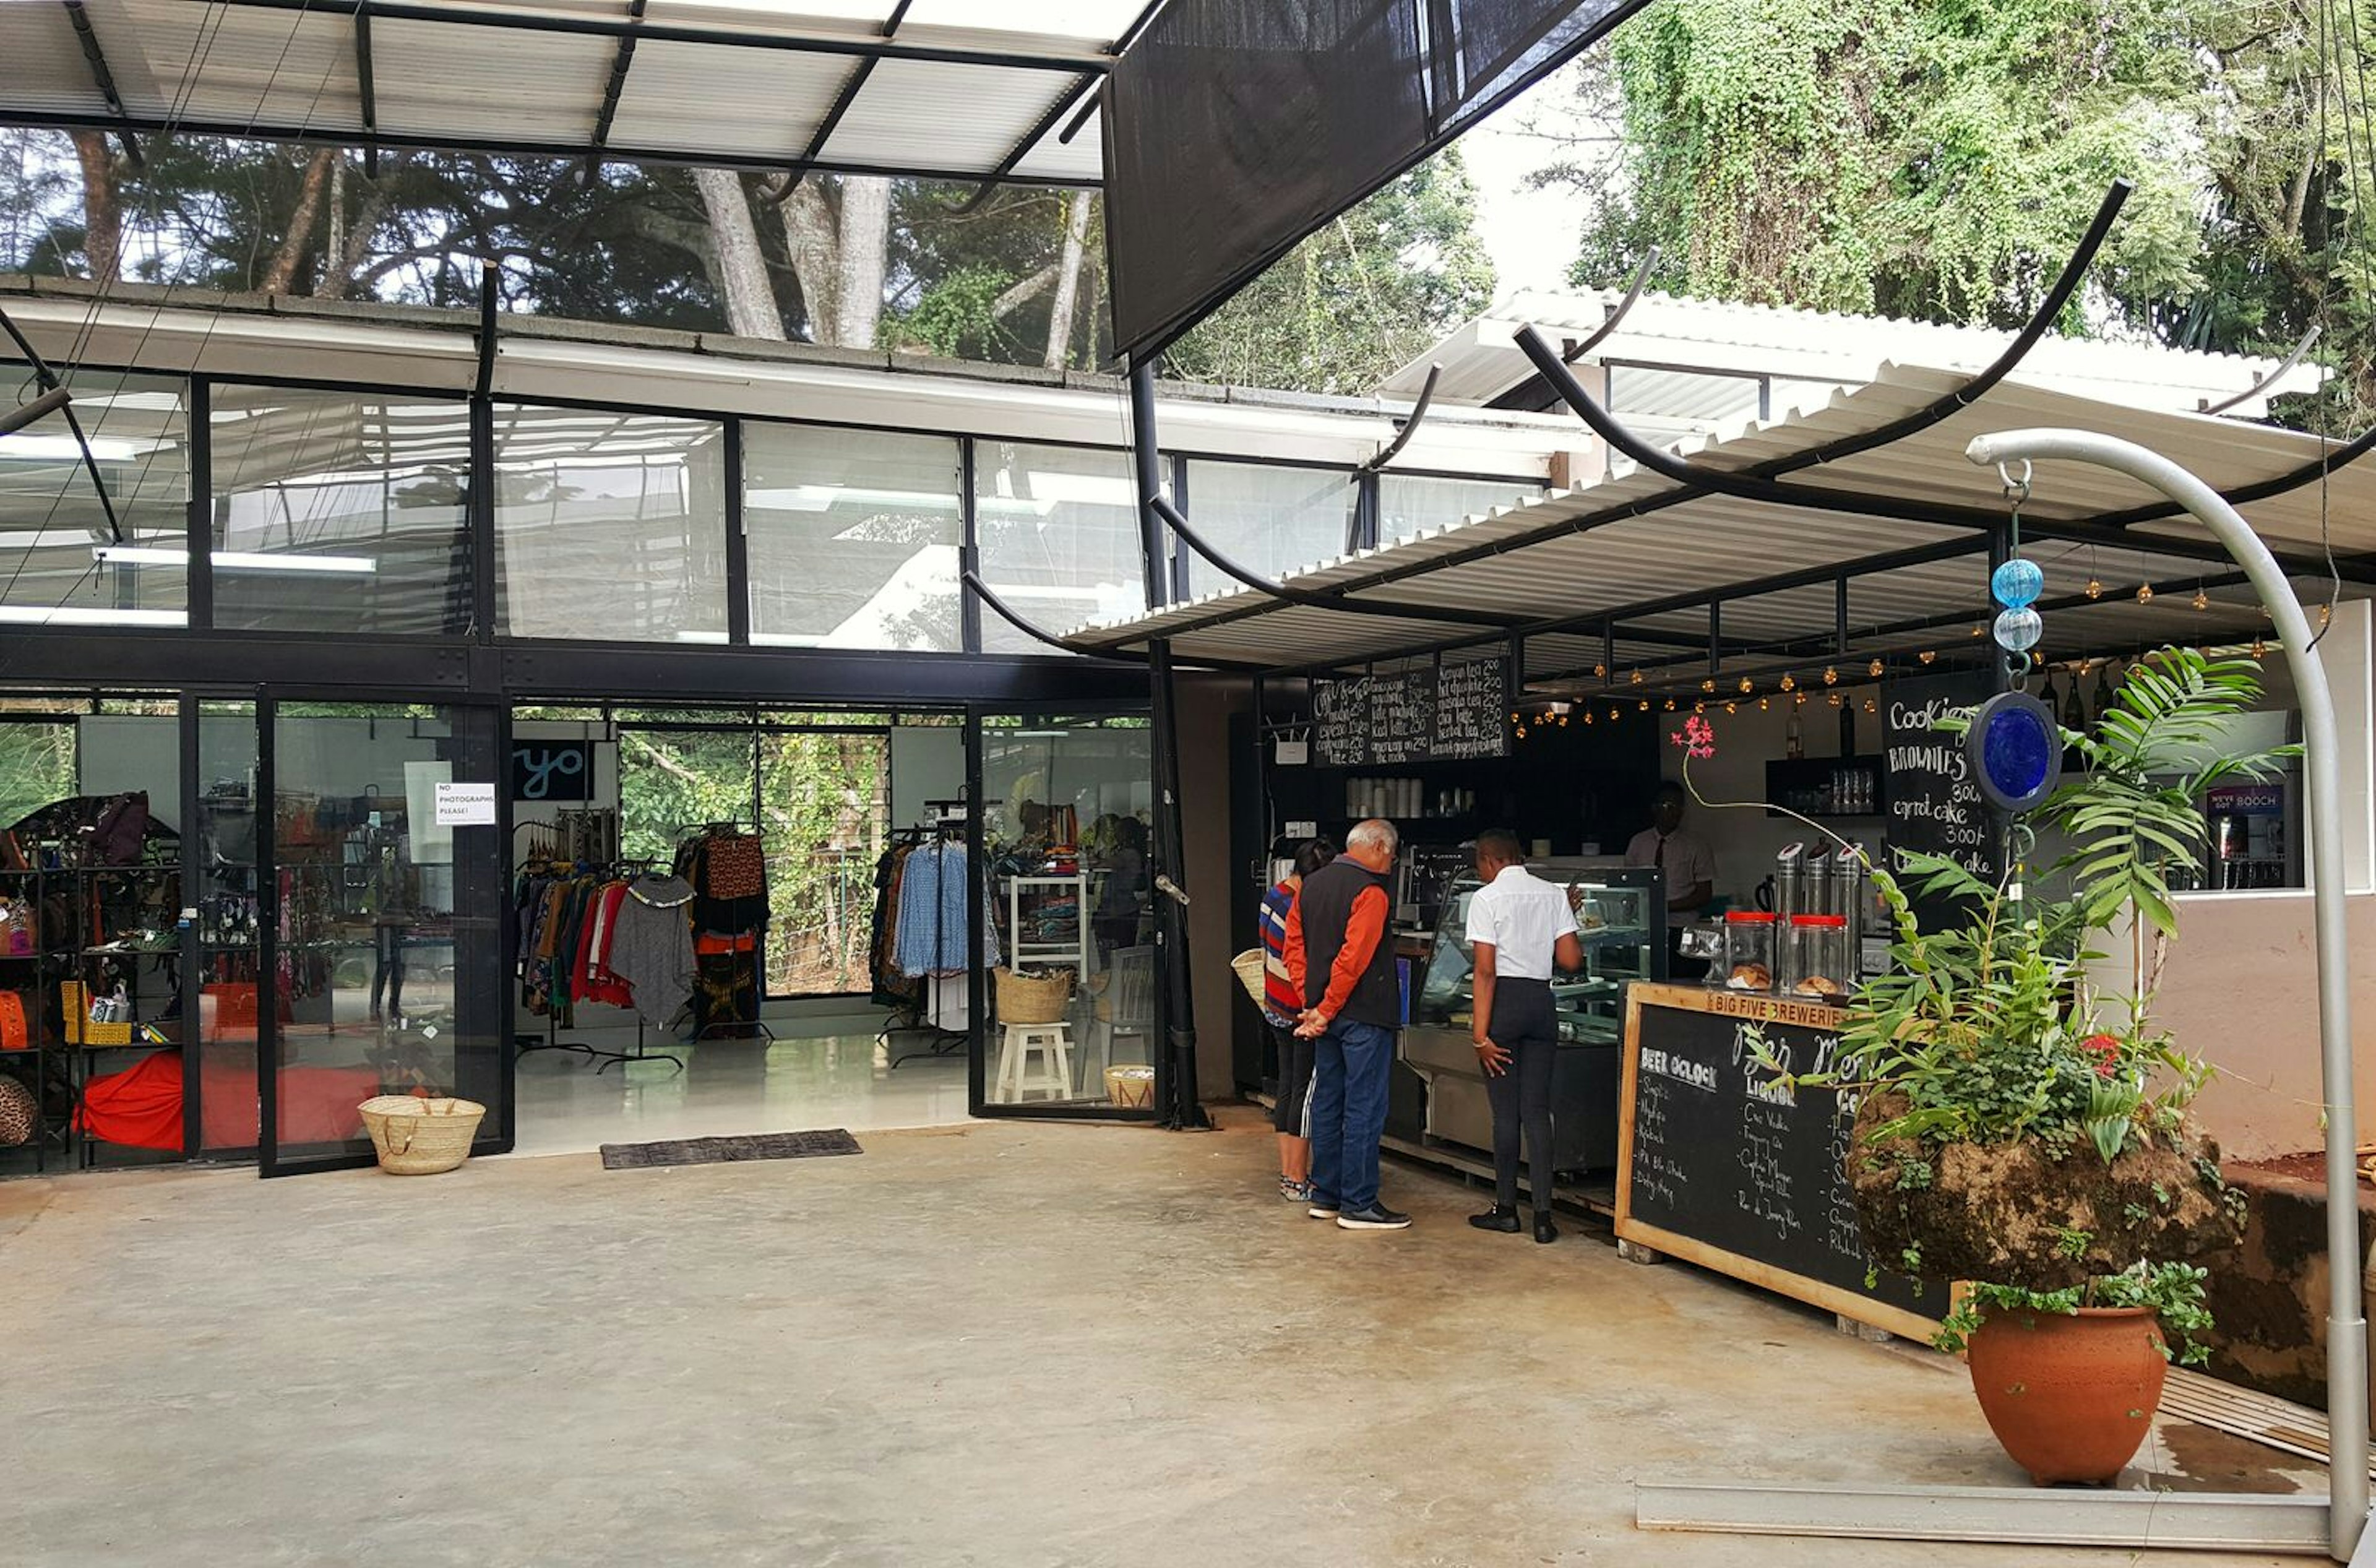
[[1296, 858, 1400, 1027]]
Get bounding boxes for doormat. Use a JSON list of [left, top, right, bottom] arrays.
[[599, 1129, 863, 1170]]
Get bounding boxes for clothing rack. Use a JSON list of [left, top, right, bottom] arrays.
[[514, 855, 686, 1077], [884, 800, 973, 1068], [676, 824, 775, 1048]]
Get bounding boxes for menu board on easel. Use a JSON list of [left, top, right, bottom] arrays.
[[1309, 655, 1509, 767], [1882, 670, 2001, 931]]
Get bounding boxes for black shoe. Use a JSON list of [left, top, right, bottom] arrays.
[[1336, 1204, 1412, 1231], [1533, 1212, 1560, 1244], [1469, 1205, 1522, 1233]]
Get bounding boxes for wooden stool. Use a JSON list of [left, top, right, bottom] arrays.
[[997, 1021, 1074, 1101]]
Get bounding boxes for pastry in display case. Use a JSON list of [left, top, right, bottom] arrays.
[[1401, 862, 1666, 1174]]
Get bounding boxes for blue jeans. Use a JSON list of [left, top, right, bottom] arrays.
[[1307, 1018, 1393, 1212]]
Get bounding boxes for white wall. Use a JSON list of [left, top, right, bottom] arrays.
[[1654, 694, 1888, 909], [890, 725, 964, 826]]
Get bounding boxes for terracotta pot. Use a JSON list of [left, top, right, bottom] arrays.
[[1966, 1306, 2168, 1484]]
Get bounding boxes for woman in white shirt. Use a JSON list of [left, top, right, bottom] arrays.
[[1465, 830, 1586, 1243]]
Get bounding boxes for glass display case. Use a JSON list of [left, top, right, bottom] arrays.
[[1402, 862, 1665, 1174]]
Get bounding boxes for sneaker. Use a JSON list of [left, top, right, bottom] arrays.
[[1279, 1177, 1312, 1203], [1533, 1212, 1561, 1245], [1469, 1205, 1521, 1233], [1336, 1204, 1413, 1231], [1307, 1202, 1340, 1220]]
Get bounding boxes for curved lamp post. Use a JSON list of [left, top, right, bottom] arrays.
[[1965, 429, 2367, 1562]]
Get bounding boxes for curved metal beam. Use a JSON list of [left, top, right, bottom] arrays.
[[0, 386, 72, 437], [0, 302, 122, 544], [1358, 364, 1440, 476], [2198, 325, 2321, 418], [1095, 183, 2133, 650], [962, 568, 1146, 661], [1150, 494, 1530, 631], [1562, 246, 1658, 365]]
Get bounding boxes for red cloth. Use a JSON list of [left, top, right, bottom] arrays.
[[574, 881, 634, 1009], [75, 1048, 381, 1153]]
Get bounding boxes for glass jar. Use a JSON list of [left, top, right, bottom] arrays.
[[1715, 911, 1778, 991], [1786, 913, 1852, 1002]]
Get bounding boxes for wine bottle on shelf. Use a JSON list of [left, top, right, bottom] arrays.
[[1837, 700, 1856, 758], [1785, 707, 1804, 760]]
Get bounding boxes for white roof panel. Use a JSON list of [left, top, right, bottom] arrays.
[[0, 0, 1116, 183]]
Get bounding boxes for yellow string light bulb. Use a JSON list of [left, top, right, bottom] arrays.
[[1593, 663, 1607, 679], [1583, 710, 1595, 725], [2192, 587, 2209, 612], [1868, 657, 1885, 678], [1629, 670, 1643, 686], [1724, 700, 1738, 715], [1738, 676, 1754, 694], [1970, 624, 1986, 639], [2085, 577, 2103, 600], [1608, 707, 1621, 722], [1758, 696, 1770, 711], [1694, 700, 1705, 715], [1827, 691, 1843, 707], [2321, 603, 2333, 627], [2250, 637, 2266, 660], [1663, 697, 1677, 712], [2136, 583, 2153, 605], [1701, 678, 1716, 693], [1780, 673, 1796, 692], [1638, 699, 1651, 712], [1515, 723, 1527, 739], [1823, 666, 1838, 686], [1793, 692, 1808, 707], [1863, 697, 1878, 714], [1918, 650, 1937, 665]]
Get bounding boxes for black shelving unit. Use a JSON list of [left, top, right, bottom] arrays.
[[1765, 754, 1888, 820]]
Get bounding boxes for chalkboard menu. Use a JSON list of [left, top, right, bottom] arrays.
[[1309, 657, 1509, 767], [1882, 669, 2001, 931], [1617, 986, 1946, 1338], [1433, 659, 1510, 760]]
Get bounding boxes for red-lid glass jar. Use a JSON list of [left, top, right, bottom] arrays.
[[1716, 910, 1778, 992]]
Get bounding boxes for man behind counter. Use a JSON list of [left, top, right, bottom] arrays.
[[1625, 782, 1716, 978]]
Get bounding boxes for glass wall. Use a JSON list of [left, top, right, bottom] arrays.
[[266, 702, 504, 1173], [194, 700, 260, 1156], [1182, 459, 1356, 597], [0, 368, 188, 627], [745, 424, 962, 652], [1379, 473, 1545, 548], [491, 405, 729, 642], [975, 442, 1145, 653], [980, 715, 1154, 1111], [210, 387, 473, 635]]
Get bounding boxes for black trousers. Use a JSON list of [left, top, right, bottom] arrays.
[[1484, 977, 1558, 1211]]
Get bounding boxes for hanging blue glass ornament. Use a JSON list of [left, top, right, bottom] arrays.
[[1992, 606, 2043, 652], [1965, 691, 2063, 813], [1991, 557, 2044, 609]]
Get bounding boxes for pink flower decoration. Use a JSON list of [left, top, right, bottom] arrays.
[[1669, 714, 1717, 760]]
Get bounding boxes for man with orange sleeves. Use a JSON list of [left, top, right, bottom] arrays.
[[1286, 817, 1410, 1231]]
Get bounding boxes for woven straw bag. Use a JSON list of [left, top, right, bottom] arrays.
[[359, 1095, 486, 1175], [1229, 949, 1268, 1007], [993, 967, 1073, 1024]]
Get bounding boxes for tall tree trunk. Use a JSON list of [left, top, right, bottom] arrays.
[[260, 149, 338, 295], [780, 182, 846, 343], [693, 167, 787, 340], [833, 176, 889, 348], [70, 132, 120, 284], [1076, 252, 1103, 371], [323, 153, 346, 294], [321, 173, 393, 301], [1044, 189, 1093, 369]]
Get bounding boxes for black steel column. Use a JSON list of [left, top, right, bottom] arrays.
[[1128, 353, 1205, 1130], [178, 694, 201, 1158], [958, 437, 983, 653], [186, 377, 213, 631], [723, 417, 751, 645]]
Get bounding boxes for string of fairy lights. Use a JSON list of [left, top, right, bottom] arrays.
[[1499, 588, 2317, 742]]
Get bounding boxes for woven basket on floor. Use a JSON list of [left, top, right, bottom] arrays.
[[993, 967, 1073, 1025], [358, 1095, 485, 1176], [1104, 1065, 1155, 1108], [1229, 949, 1268, 1007]]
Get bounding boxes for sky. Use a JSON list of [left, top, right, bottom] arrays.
[[1448, 59, 1617, 301]]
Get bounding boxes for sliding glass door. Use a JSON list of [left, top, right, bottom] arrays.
[[259, 699, 507, 1175]]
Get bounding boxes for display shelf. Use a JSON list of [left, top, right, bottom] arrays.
[[1765, 754, 1888, 819]]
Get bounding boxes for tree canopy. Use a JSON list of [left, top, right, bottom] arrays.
[[1541, 0, 2376, 420]]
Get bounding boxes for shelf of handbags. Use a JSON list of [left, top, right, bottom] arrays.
[[0, 860, 189, 1172]]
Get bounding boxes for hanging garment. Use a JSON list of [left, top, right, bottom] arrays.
[[608, 875, 697, 1029], [870, 841, 922, 1007], [571, 881, 635, 1009], [892, 842, 996, 977]]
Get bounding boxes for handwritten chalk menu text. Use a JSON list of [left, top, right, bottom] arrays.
[[1309, 657, 1509, 767], [1882, 669, 2002, 931], [1432, 658, 1510, 760], [1618, 988, 1943, 1332]]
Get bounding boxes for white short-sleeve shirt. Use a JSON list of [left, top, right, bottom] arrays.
[[1463, 864, 1580, 980]]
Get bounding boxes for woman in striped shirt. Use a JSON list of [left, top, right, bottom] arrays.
[[1260, 837, 1336, 1202]]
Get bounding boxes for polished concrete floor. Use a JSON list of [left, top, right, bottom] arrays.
[[510, 1008, 973, 1157], [0, 1109, 2320, 1567]]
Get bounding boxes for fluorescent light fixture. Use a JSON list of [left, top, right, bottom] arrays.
[[1023, 471, 1135, 508], [2, 435, 142, 462], [1013, 730, 1071, 738], [674, 630, 731, 645], [92, 546, 377, 574], [0, 607, 187, 627]]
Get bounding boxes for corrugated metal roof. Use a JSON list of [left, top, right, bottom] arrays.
[[1385, 288, 2325, 421], [1077, 364, 2376, 678], [0, 0, 1135, 183]]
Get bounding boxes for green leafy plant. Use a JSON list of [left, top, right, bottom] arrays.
[[1934, 1264, 2216, 1367]]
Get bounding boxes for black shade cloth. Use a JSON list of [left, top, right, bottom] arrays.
[[1103, 0, 1649, 360]]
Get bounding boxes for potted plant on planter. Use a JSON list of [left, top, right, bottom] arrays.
[[1843, 648, 2296, 1483], [1720, 649, 2286, 1484]]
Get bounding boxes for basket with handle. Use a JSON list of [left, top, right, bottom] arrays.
[[358, 1095, 486, 1175], [1229, 949, 1269, 1009], [992, 966, 1074, 1024]]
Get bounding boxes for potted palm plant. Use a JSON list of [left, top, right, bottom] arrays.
[[1739, 648, 2287, 1483]]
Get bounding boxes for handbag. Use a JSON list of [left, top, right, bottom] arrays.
[[87, 791, 150, 866], [705, 833, 766, 900], [0, 992, 28, 1051]]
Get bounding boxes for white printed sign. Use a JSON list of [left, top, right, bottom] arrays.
[[433, 782, 497, 826]]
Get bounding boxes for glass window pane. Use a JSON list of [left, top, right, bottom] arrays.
[[492, 405, 728, 643], [1181, 459, 1356, 597], [759, 731, 887, 994], [210, 387, 472, 635], [0, 367, 187, 627], [975, 442, 1145, 654], [1378, 473, 1545, 548], [744, 423, 961, 652], [980, 715, 1153, 1108], [196, 701, 260, 1156]]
